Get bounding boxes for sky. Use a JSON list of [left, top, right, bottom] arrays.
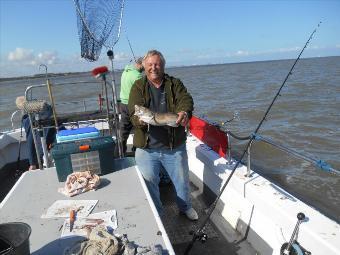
[[0, 0, 339, 78]]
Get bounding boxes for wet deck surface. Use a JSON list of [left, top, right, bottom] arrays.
[[160, 183, 239, 255]]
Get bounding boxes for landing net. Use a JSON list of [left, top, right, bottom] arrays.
[[73, 0, 124, 61]]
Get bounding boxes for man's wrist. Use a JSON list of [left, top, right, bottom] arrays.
[[179, 111, 188, 117]]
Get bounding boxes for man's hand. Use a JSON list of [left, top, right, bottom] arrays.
[[138, 118, 147, 126], [176, 111, 188, 127]]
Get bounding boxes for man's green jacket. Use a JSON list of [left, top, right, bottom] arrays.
[[128, 74, 194, 149]]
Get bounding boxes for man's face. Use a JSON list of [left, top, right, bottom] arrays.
[[144, 55, 164, 84]]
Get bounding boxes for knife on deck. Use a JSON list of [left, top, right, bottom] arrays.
[[69, 209, 75, 232]]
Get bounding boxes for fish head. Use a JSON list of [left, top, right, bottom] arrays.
[[134, 105, 150, 116], [134, 105, 154, 123]]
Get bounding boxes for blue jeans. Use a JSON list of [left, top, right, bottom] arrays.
[[135, 144, 192, 215], [22, 114, 58, 166]]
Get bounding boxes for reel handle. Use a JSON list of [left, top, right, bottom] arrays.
[[282, 212, 306, 255]]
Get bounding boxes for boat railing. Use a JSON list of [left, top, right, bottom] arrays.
[[23, 79, 114, 169], [10, 110, 23, 131], [24, 80, 113, 127], [223, 129, 340, 176], [224, 130, 251, 165]]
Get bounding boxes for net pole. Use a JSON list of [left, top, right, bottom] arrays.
[[24, 88, 43, 170], [108, 50, 124, 158], [28, 114, 43, 170], [103, 76, 113, 135]]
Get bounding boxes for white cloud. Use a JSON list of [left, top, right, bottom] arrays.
[[196, 53, 215, 59], [277, 46, 300, 53], [7, 48, 59, 66], [113, 52, 130, 61], [252, 47, 301, 55], [234, 50, 249, 56], [309, 45, 320, 50], [8, 48, 35, 62], [2, 44, 339, 78], [36, 51, 59, 65]]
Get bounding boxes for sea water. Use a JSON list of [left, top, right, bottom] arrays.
[[0, 56, 339, 222]]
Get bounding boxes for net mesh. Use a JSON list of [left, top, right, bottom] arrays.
[[74, 0, 124, 61]]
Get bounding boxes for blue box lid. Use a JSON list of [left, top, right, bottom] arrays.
[[58, 127, 99, 137]]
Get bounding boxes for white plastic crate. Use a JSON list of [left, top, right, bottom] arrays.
[[70, 150, 101, 174]]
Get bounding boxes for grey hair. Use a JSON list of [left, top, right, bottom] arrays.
[[143, 50, 166, 67]]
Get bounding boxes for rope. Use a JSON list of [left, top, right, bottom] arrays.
[[252, 133, 340, 176]]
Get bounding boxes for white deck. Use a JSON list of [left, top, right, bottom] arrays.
[[0, 160, 174, 255], [1, 130, 339, 254], [186, 134, 340, 255]]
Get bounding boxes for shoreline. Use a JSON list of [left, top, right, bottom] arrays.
[[0, 71, 89, 82], [1, 55, 339, 81]]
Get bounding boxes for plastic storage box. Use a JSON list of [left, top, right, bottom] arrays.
[[56, 127, 100, 143], [51, 136, 115, 182]]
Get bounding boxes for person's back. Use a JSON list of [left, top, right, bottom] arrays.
[[16, 97, 56, 170], [119, 58, 144, 154], [120, 60, 143, 104]]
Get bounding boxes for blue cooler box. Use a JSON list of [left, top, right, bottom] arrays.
[[51, 136, 115, 182], [56, 127, 100, 143]]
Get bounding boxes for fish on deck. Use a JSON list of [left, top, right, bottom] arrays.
[[134, 105, 179, 127]]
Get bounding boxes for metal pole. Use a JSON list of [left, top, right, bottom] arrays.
[[247, 141, 252, 177], [28, 114, 43, 170], [41, 130, 50, 167], [103, 76, 113, 134], [227, 133, 232, 164], [107, 50, 124, 158], [46, 79, 59, 132]]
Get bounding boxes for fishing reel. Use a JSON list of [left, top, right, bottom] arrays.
[[280, 213, 311, 255], [280, 242, 311, 255], [189, 228, 208, 243]]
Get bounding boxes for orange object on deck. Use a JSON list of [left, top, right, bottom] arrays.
[[69, 209, 76, 231], [79, 145, 90, 151]]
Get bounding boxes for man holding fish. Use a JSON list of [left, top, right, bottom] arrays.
[[128, 50, 198, 221]]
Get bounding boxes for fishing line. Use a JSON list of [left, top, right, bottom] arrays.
[[184, 22, 322, 255]]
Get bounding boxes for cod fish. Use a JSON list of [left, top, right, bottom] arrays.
[[134, 105, 179, 127]]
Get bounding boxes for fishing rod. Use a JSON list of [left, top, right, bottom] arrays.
[[184, 22, 322, 255], [126, 35, 136, 62]]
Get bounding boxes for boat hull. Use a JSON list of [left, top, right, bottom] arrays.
[[1, 121, 339, 254], [186, 133, 340, 255]]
